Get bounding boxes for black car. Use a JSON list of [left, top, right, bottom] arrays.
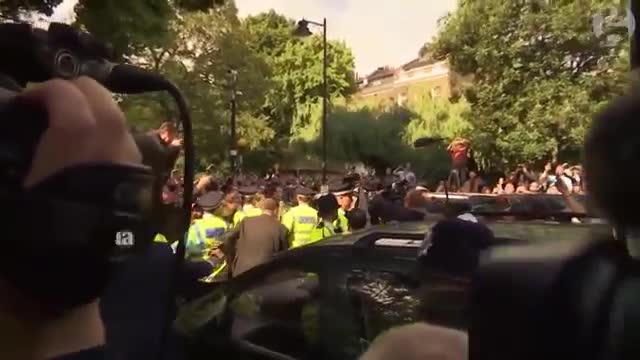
[[426, 192, 591, 220], [175, 220, 611, 360]]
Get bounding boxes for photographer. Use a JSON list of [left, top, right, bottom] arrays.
[[133, 121, 184, 241], [1, 78, 142, 360], [134, 121, 183, 180]]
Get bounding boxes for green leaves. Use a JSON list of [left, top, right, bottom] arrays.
[[1, 0, 63, 20], [242, 12, 356, 142], [431, 0, 629, 166], [74, 0, 175, 57], [404, 95, 473, 145]]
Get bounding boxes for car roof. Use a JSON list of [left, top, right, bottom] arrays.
[[302, 219, 611, 249], [308, 221, 435, 247], [211, 219, 612, 295]]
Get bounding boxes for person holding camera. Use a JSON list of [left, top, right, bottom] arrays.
[[134, 121, 183, 178], [0, 78, 142, 360]]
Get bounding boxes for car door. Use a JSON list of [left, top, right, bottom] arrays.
[[340, 245, 470, 350], [217, 258, 337, 360]]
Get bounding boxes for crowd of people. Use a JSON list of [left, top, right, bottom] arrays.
[[436, 162, 585, 196], [12, 78, 630, 360], [439, 138, 585, 196], [133, 121, 587, 360]]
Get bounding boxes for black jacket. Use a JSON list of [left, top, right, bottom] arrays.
[[224, 214, 289, 277], [133, 131, 181, 184], [133, 131, 181, 233]]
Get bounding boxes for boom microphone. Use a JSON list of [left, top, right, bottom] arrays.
[[0, 22, 172, 94]]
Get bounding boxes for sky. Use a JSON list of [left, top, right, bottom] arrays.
[[49, 0, 458, 76], [235, 0, 457, 75]]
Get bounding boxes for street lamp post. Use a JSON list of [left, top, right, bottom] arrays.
[[228, 69, 238, 174], [294, 18, 328, 185]]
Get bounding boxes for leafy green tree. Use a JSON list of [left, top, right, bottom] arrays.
[[290, 103, 450, 182], [431, 0, 629, 166], [73, 0, 231, 57], [118, 5, 274, 166], [74, 0, 175, 57], [243, 10, 295, 59], [1, 0, 62, 20], [292, 104, 410, 167], [176, 0, 226, 12], [242, 12, 357, 141], [404, 95, 473, 145]]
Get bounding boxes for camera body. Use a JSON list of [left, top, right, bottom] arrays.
[[471, 236, 640, 360], [0, 23, 163, 310]]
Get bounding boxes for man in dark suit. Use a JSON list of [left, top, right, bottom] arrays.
[[133, 121, 183, 185], [224, 198, 289, 277], [133, 121, 183, 237]]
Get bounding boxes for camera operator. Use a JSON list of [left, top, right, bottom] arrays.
[[134, 121, 183, 179], [133, 121, 184, 241], [0, 78, 143, 360]]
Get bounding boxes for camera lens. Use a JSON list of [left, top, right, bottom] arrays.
[[55, 51, 78, 78]]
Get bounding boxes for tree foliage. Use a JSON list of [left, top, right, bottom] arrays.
[[288, 96, 458, 182], [74, 0, 175, 57], [117, 3, 273, 167], [243, 11, 357, 140], [73, 0, 230, 57], [0, 0, 62, 20], [404, 95, 473, 145], [431, 0, 629, 166], [23, 0, 629, 175]]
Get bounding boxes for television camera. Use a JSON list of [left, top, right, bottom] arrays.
[[0, 21, 194, 357]]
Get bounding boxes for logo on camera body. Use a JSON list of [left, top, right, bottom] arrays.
[[115, 231, 135, 248]]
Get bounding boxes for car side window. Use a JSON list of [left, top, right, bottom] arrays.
[[346, 270, 420, 342], [346, 270, 469, 343], [229, 268, 322, 359]]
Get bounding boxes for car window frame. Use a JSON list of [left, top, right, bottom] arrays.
[[318, 243, 423, 357], [221, 246, 355, 360]]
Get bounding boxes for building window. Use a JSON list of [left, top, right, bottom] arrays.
[[372, 80, 382, 86], [431, 86, 442, 98]]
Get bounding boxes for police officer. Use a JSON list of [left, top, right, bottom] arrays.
[[281, 186, 318, 248], [330, 182, 353, 233], [239, 185, 263, 218], [221, 189, 244, 228], [153, 233, 170, 244], [186, 191, 229, 278], [310, 194, 341, 243]]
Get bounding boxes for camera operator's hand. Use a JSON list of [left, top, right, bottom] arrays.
[[4, 77, 142, 360], [22, 77, 142, 187]]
